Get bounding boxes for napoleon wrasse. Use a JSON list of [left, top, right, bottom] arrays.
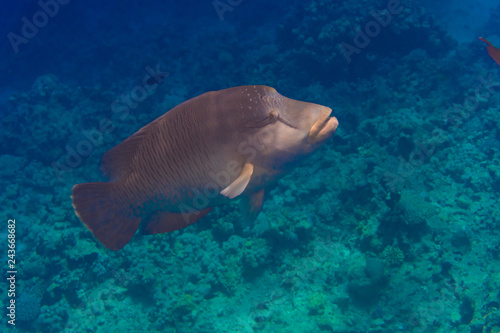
[[72, 85, 338, 250]]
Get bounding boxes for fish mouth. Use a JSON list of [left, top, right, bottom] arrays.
[[307, 107, 338, 144]]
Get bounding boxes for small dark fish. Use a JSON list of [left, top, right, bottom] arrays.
[[256, 303, 269, 310], [145, 72, 168, 86], [72, 86, 338, 250], [479, 37, 500, 66]]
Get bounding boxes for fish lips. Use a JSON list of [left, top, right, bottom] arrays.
[[307, 107, 338, 145]]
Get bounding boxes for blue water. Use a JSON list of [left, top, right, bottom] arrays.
[[1, 0, 500, 332]]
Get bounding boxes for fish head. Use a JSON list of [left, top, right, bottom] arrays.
[[237, 86, 338, 170]]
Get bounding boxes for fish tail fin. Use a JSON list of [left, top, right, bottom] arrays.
[[72, 182, 141, 250]]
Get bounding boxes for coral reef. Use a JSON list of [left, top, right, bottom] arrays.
[[382, 245, 405, 266], [397, 190, 439, 225], [17, 285, 43, 322]]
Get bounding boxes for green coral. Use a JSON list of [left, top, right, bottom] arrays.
[[242, 238, 270, 269], [357, 217, 379, 237], [219, 268, 241, 295], [307, 292, 326, 316], [173, 293, 196, 318], [398, 190, 438, 225], [382, 246, 404, 266]]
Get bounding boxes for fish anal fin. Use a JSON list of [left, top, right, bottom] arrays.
[[72, 182, 141, 250], [221, 162, 254, 199], [142, 207, 213, 235], [240, 189, 265, 222]]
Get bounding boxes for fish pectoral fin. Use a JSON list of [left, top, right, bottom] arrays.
[[239, 189, 265, 222], [221, 162, 254, 199], [141, 207, 213, 235]]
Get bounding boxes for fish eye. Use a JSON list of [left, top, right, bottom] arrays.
[[268, 110, 279, 122], [243, 110, 280, 129]]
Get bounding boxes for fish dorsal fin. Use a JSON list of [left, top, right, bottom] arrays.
[[100, 119, 159, 180], [220, 162, 254, 199], [240, 189, 265, 222], [141, 207, 213, 235]]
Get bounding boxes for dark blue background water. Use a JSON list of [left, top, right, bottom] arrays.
[[1, 1, 288, 93]]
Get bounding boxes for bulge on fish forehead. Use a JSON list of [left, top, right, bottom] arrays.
[[274, 93, 321, 130]]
